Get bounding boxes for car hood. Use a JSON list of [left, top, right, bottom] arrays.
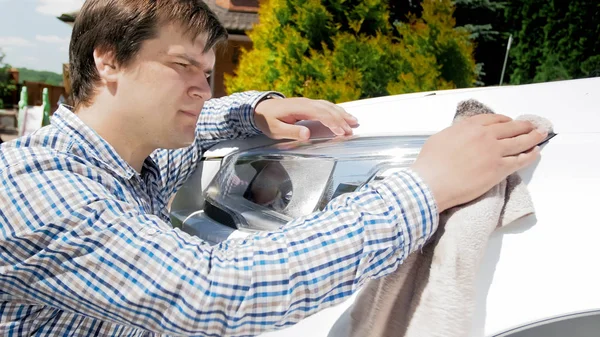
[[341, 77, 600, 136], [204, 77, 600, 159]]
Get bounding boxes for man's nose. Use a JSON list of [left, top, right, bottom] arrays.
[[188, 76, 212, 101]]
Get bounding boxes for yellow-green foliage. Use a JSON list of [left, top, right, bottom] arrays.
[[226, 0, 477, 103], [389, 0, 477, 94]]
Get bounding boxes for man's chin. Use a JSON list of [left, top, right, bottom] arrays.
[[163, 136, 195, 149]]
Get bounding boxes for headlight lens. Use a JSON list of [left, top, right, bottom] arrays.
[[204, 135, 428, 231]]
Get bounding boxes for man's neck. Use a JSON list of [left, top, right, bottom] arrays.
[[76, 103, 153, 173]]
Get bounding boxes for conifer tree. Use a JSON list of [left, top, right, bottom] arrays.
[[226, 0, 477, 102], [507, 0, 600, 84], [389, 0, 477, 94], [452, 0, 507, 85], [0, 49, 17, 109]]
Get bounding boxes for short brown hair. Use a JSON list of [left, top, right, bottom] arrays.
[[69, 0, 227, 109]]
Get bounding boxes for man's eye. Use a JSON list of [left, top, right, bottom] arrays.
[[176, 63, 189, 68]]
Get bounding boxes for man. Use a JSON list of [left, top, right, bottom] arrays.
[[0, 0, 546, 336]]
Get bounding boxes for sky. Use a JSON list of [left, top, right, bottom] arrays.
[[0, 0, 84, 74]]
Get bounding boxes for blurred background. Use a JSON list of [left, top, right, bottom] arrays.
[[1, 0, 599, 141]]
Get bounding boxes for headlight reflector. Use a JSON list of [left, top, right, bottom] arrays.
[[204, 135, 428, 231]]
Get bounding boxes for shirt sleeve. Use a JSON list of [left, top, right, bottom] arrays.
[[152, 90, 282, 198], [0, 165, 438, 336]]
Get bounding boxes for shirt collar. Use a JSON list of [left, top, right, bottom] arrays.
[[52, 105, 148, 180]]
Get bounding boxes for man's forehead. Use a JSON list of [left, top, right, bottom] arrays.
[[154, 25, 214, 58], [157, 23, 210, 48]]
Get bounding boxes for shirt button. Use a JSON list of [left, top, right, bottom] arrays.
[[146, 228, 158, 236]]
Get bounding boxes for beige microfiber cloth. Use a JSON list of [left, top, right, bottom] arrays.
[[328, 100, 553, 337]]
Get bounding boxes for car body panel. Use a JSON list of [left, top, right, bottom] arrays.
[[171, 78, 600, 336]]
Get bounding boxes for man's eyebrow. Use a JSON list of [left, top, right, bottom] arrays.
[[171, 53, 213, 73]]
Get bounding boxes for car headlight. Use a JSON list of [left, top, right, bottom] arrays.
[[204, 135, 428, 231]]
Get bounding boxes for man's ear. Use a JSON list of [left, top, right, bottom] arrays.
[[93, 48, 120, 83]]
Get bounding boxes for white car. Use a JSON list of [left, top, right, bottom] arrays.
[[170, 77, 600, 337]]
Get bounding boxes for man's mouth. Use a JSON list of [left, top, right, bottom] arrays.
[[180, 110, 200, 118]]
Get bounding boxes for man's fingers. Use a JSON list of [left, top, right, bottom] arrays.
[[312, 112, 347, 136], [292, 104, 351, 136], [288, 110, 338, 129], [492, 120, 536, 139], [500, 129, 547, 156], [468, 113, 512, 126], [346, 113, 359, 126], [502, 145, 541, 172], [271, 122, 310, 140], [318, 101, 353, 135], [256, 97, 357, 140], [328, 110, 353, 135], [332, 104, 359, 126]]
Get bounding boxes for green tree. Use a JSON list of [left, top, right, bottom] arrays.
[[452, 0, 508, 86], [389, 0, 507, 86], [226, 0, 476, 102], [17, 68, 63, 86], [389, 0, 477, 94], [507, 0, 600, 84], [581, 55, 600, 78], [0, 49, 17, 109]]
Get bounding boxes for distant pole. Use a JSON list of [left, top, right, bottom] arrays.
[[499, 34, 513, 86], [17, 86, 28, 136], [41, 88, 51, 127]]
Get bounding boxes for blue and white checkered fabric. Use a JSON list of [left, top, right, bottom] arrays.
[[0, 91, 438, 336]]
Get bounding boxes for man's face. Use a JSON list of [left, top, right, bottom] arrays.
[[114, 24, 215, 150]]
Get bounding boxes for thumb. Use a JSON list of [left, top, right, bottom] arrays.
[[274, 122, 310, 141]]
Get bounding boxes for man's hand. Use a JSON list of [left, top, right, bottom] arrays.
[[411, 114, 547, 213], [254, 97, 359, 140]]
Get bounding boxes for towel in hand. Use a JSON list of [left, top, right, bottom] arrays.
[[328, 99, 553, 337]]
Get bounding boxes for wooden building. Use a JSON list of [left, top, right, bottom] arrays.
[[0, 69, 66, 111]]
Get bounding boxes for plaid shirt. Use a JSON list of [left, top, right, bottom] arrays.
[[0, 91, 438, 337]]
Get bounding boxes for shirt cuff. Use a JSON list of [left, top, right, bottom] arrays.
[[245, 91, 286, 134], [371, 168, 439, 258]]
